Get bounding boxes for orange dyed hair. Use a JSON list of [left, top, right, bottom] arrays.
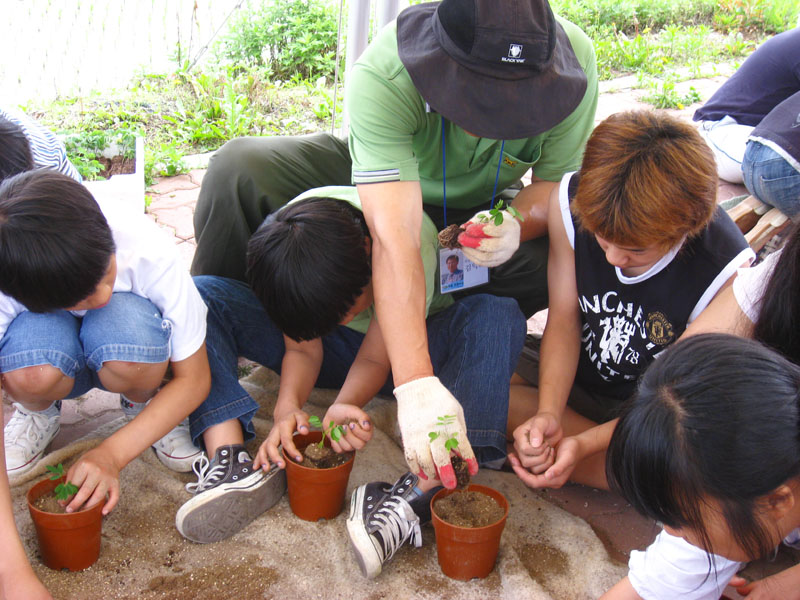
[[572, 110, 717, 251]]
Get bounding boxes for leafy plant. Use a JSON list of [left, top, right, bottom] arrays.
[[214, 0, 340, 81], [46, 463, 78, 502], [642, 77, 701, 109], [308, 415, 346, 448], [428, 415, 460, 453], [477, 200, 524, 226]]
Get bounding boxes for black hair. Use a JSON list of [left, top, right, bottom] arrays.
[[0, 115, 34, 182], [753, 221, 800, 364], [246, 197, 371, 341], [0, 170, 116, 312], [607, 333, 800, 561]]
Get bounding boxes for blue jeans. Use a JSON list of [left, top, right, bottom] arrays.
[[743, 140, 800, 219], [0, 293, 172, 398], [193, 276, 526, 465]]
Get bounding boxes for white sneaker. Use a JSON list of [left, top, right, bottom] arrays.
[[152, 420, 203, 472], [120, 395, 201, 472], [4, 402, 60, 476]]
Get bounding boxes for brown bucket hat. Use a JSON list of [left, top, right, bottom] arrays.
[[397, 0, 588, 140]]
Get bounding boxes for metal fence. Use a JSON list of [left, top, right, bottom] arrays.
[[1, 0, 242, 105]]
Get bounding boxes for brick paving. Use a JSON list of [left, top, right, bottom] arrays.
[[4, 73, 757, 583]]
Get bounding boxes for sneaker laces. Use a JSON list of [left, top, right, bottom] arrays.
[[371, 496, 422, 561], [185, 454, 227, 494], [5, 405, 57, 453]]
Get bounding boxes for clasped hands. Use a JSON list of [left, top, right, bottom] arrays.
[[509, 411, 582, 489]]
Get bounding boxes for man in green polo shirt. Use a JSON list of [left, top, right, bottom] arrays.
[[191, 0, 597, 572]]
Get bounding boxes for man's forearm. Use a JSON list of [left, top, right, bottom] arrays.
[[370, 234, 433, 385]]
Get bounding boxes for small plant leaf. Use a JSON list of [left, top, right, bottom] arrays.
[[445, 437, 459, 452], [428, 431, 440, 442], [507, 205, 523, 221], [47, 463, 65, 481], [308, 415, 322, 429], [330, 425, 342, 442]]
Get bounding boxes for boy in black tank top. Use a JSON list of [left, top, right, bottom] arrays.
[[508, 111, 754, 491]]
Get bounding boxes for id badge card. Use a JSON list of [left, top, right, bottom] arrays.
[[439, 248, 489, 294]]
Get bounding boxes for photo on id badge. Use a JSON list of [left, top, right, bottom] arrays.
[[439, 248, 489, 294]]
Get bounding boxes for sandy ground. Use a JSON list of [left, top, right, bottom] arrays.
[[10, 367, 626, 600]]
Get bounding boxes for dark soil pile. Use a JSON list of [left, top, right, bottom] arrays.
[[434, 490, 504, 528], [438, 224, 464, 249], [452, 454, 470, 488], [98, 155, 135, 178], [297, 443, 352, 469]]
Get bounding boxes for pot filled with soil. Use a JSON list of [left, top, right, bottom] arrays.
[[27, 475, 106, 571], [282, 431, 355, 521], [430, 475, 509, 580]]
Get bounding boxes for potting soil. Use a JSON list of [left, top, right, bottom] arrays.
[[298, 443, 351, 469], [434, 490, 504, 528]]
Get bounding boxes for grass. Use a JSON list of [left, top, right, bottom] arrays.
[[22, 0, 799, 181]]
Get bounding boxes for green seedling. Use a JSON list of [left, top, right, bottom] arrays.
[[477, 200, 524, 226], [46, 463, 79, 502], [428, 414, 460, 452], [308, 415, 346, 448]]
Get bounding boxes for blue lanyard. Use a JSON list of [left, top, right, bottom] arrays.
[[440, 115, 505, 227]]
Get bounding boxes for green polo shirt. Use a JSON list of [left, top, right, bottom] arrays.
[[346, 16, 598, 210], [289, 186, 453, 334]]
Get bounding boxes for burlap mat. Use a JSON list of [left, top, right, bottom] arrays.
[[10, 367, 625, 599]]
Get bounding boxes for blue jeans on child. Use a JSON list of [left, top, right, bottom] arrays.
[[743, 140, 800, 219], [0, 293, 172, 398], [192, 275, 526, 466]]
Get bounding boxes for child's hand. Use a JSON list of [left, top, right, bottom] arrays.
[[253, 409, 310, 471], [323, 403, 373, 453], [65, 446, 121, 515], [512, 411, 563, 473], [509, 436, 581, 489]]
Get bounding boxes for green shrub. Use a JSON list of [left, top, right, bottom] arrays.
[[214, 0, 339, 81]]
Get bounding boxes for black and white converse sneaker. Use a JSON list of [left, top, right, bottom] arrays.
[[346, 472, 422, 578], [175, 444, 286, 543]]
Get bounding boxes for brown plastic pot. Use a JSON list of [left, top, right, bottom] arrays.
[[431, 483, 509, 580], [282, 431, 355, 521], [26, 477, 106, 571]]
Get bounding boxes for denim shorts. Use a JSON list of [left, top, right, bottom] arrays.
[[0, 292, 173, 398], [742, 140, 800, 219]]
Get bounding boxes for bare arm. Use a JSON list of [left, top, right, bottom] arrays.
[[682, 274, 754, 339], [66, 344, 211, 513], [0, 385, 53, 599], [253, 336, 323, 469], [513, 185, 582, 471], [334, 318, 391, 408], [511, 175, 558, 242], [601, 577, 644, 600], [357, 181, 431, 386], [324, 319, 391, 452]]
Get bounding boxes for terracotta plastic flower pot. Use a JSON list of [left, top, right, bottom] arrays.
[[431, 483, 509, 580], [282, 431, 355, 521], [26, 477, 106, 571]]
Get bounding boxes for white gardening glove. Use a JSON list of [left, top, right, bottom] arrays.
[[393, 376, 478, 489], [457, 209, 521, 267]]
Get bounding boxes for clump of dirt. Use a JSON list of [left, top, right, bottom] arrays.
[[452, 454, 471, 488], [146, 564, 279, 599], [434, 490, 504, 528], [438, 223, 464, 249], [295, 443, 352, 469], [97, 155, 135, 179], [33, 493, 69, 514], [518, 542, 568, 589]]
